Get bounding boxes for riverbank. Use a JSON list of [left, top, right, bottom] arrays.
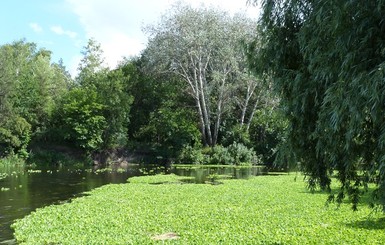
[[12, 174, 385, 244]]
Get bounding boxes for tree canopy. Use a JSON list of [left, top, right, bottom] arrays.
[[249, 0, 385, 209], [0, 4, 283, 169], [55, 39, 133, 152], [144, 4, 266, 147], [0, 40, 70, 157]]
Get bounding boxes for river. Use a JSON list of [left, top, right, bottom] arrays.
[[0, 164, 265, 244]]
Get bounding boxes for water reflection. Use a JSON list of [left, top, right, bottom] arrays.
[[172, 165, 267, 183]]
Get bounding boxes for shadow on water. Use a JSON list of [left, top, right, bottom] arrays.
[[0, 163, 269, 243]]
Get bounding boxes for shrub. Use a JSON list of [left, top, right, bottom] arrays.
[[177, 145, 205, 164], [209, 145, 233, 165], [177, 143, 260, 166], [0, 116, 31, 158], [228, 142, 259, 166]]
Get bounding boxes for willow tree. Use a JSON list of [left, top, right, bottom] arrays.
[[144, 4, 260, 146], [248, 0, 385, 210]]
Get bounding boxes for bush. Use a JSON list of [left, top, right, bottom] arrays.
[[208, 145, 233, 165], [177, 143, 260, 166], [228, 143, 260, 166], [0, 116, 31, 158], [177, 145, 205, 164], [28, 149, 78, 167]]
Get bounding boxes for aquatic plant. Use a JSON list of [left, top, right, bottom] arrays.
[[12, 174, 385, 244]]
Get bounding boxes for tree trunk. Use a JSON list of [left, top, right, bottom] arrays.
[[240, 78, 257, 128], [198, 62, 213, 146], [246, 98, 259, 131], [196, 96, 207, 146]]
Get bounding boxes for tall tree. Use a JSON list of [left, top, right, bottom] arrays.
[[50, 59, 73, 103], [76, 38, 106, 85], [120, 58, 200, 158], [249, 0, 385, 210], [57, 38, 132, 151], [144, 4, 258, 146], [0, 40, 72, 156], [0, 42, 31, 156]]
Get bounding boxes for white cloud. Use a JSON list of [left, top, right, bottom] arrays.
[[65, 0, 259, 69], [102, 33, 145, 68], [29, 22, 43, 33], [51, 25, 77, 39], [68, 54, 83, 78]]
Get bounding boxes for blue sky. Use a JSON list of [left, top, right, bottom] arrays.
[[0, 0, 259, 76]]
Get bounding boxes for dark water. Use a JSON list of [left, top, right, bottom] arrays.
[[0, 164, 266, 243]]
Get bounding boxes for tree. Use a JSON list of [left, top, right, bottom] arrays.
[[59, 88, 106, 151], [120, 58, 200, 158], [76, 38, 106, 85], [0, 40, 71, 157], [50, 59, 73, 104], [248, 0, 385, 210], [96, 68, 133, 148], [14, 48, 55, 130], [58, 38, 132, 151], [144, 4, 258, 146]]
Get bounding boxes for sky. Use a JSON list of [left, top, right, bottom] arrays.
[[0, 0, 259, 76]]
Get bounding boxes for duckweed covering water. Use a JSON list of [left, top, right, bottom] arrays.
[[12, 174, 385, 244]]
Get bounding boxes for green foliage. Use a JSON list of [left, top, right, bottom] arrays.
[[136, 101, 200, 158], [227, 142, 259, 166], [145, 4, 258, 146], [221, 125, 251, 147], [129, 174, 193, 184], [0, 40, 70, 158], [122, 59, 199, 159], [249, 0, 385, 209], [76, 40, 133, 150], [178, 145, 206, 165], [52, 39, 132, 152], [13, 174, 385, 244], [58, 88, 106, 151], [0, 116, 31, 158], [120, 60, 157, 140], [76, 38, 106, 85], [27, 147, 87, 167], [209, 145, 234, 165], [95, 69, 133, 148], [0, 154, 25, 167], [249, 108, 288, 166], [177, 144, 258, 166]]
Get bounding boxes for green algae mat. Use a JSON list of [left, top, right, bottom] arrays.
[[12, 174, 385, 244]]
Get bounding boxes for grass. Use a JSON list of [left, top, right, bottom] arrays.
[[12, 174, 385, 244]]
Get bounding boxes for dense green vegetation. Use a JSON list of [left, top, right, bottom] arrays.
[[248, 0, 385, 209], [12, 174, 385, 244], [2, 0, 385, 218], [0, 4, 281, 167], [4, 1, 385, 243]]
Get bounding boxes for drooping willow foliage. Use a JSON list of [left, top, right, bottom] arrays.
[[248, 0, 385, 210]]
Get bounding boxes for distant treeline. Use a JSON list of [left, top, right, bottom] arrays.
[[0, 4, 285, 166]]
